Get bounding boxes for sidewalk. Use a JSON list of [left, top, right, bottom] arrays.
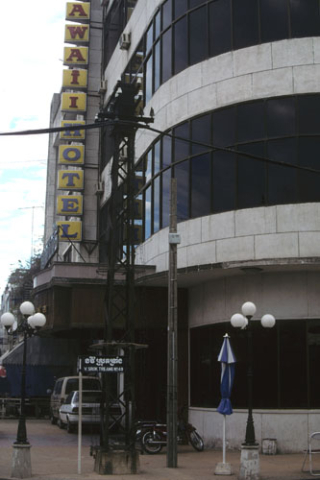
[[0, 420, 314, 480]]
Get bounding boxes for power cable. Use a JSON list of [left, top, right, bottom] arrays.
[[1, 118, 320, 176]]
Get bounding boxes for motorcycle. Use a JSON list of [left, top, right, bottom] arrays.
[[141, 419, 204, 454]]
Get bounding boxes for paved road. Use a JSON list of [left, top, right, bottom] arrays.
[[0, 419, 314, 479]]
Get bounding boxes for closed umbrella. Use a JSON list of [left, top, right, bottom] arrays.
[[217, 334, 236, 468]]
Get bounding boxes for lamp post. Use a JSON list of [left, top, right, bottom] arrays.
[[1, 301, 46, 478], [231, 301, 275, 480]]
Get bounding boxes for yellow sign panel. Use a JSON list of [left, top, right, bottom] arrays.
[[61, 92, 87, 113], [66, 2, 90, 22], [63, 47, 88, 67], [59, 121, 86, 140], [57, 221, 82, 242], [57, 195, 83, 216], [58, 170, 84, 190], [62, 69, 88, 89], [58, 145, 85, 165], [65, 24, 90, 44]]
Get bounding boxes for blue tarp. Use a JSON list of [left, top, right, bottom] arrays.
[[0, 337, 79, 397], [0, 365, 71, 397]]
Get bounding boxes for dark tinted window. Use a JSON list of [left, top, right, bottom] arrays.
[[279, 321, 307, 408], [155, 11, 161, 38], [83, 379, 101, 390], [209, 0, 232, 56], [290, 0, 320, 38], [298, 138, 320, 203], [189, 0, 206, 8], [154, 177, 160, 233], [174, 17, 188, 74], [162, 29, 172, 83], [213, 107, 236, 147], [191, 153, 211, 218], [138, 95, 320, 241], [81, 392, 102, 403], [174, 0, 187, 19], [260, 0, 289, 42], [237, 102, 265, 143], [237, 143, 266, 209], [298, 96, 320, 135], [154, 41, 161, 91], [162, 169, 171, 228], [266, 97, 296, 138], [145, 56, 153, 104], [175, 161, 190, 221], [54, 380, 63, 395], [190, 320, 317, 409], [65, 393, 73, 404], [309, 321, 320, 408], [162, 135, 172, 167], [189, 6, 208, 65], [233, 0, 259, 49], [174, 123, 190, 162], [212, 151, 236, 212], [66, 379, 79, 394], [191, 114, 211, 155], [267, 138, 298, 204], [162, 0, 172, 31], [146, 24, 153, 54]]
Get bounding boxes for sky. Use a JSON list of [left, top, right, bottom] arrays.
[[0, 1, 67, 296]]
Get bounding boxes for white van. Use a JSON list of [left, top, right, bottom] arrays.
[[50, 376, 101, 424]]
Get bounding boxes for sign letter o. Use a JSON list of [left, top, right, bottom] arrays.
[[63, 147, 81, 162]]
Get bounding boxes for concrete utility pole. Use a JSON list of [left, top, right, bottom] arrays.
[[167, 178, 180, 468]]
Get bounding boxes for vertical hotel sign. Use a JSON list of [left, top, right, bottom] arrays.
[[57, 1, 90, 243]]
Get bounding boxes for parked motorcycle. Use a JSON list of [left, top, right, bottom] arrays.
[[141, 419, 204, 454]]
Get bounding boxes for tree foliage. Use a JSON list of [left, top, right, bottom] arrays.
[[7, 256, 41, 305]]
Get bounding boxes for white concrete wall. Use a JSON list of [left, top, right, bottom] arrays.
[[135, 204, 320, 276], [189, 407, 320, 454], [188, 270, 320, 326]]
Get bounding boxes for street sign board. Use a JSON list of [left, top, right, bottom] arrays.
[[78, 355, 124, 373]]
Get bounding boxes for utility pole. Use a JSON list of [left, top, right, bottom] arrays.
[[19, 206, 44, 260], [167, 178, 180, 468], [93, 81, 153, 474]]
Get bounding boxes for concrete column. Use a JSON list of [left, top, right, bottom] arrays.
[[11, 444, 32, 479], [94, 450, 140, 475], [239, 445, 260, 480]]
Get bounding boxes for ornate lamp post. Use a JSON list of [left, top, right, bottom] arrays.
[[231, 301, 275, 480], [1, 301, 46, 478]]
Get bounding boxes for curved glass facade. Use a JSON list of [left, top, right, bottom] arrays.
[[137, 94, 320, 241], [123, 0, 320, 103]]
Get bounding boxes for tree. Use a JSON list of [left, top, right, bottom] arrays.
[[7, 256, 41, 307]]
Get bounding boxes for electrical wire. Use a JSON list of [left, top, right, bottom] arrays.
[[1, 118, 320, 176]]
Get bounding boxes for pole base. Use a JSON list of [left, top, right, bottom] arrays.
[[239, 444, 260, 480], [214, 462, 233, 475], [11, 444, 32, 479], [94, 449, 140, 475]]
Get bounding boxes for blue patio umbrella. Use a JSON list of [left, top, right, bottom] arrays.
[[217, 334, 236, 466]]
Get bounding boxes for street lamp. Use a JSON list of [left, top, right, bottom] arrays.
[[231, 302, 275, 446], [1, 301, 46, 478]]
